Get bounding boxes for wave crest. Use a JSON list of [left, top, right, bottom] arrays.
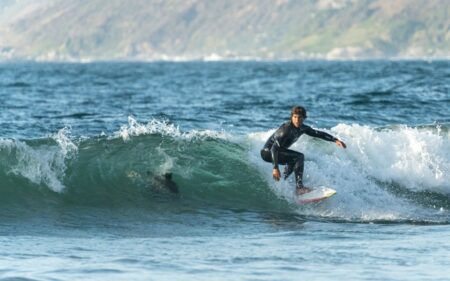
[[116, 116, 232, 141]]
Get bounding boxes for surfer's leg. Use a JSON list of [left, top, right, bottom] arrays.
[[276, 149, 304, 183], [262, 148, 309, 193], [290, 151, 304, 188], [293, 154, 304, 188], [263, 148, 309, 193], [260, 148, 272, 163], [288, 152, 312, 194], [261, 148, 291, 170], [283, 163, 294, 180]]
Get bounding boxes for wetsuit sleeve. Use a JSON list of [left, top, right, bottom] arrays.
[[304, 125, 337, 142], [270, 126, 287, 169]]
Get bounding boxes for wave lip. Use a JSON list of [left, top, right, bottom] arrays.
[[116, 116, 232, 141]]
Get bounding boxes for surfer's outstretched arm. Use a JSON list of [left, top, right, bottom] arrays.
[[304, 126, 346, 148]]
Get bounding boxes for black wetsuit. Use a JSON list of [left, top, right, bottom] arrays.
[[260, 122, 337, 188]]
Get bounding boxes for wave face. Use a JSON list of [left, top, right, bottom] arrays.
[[1, 118, 450, 223], [0, 118, 287, 212]]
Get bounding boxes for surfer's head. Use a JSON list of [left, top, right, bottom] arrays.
[[291, 106, 307, 128], [291, 106, 307, 119]]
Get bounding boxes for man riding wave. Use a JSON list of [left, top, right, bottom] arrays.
[[261, 106, 346, 195]]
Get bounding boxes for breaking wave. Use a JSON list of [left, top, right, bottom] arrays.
[[1, 117, 449, 223]]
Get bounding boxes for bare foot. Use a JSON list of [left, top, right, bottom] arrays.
[[296, 187, 312, 195]]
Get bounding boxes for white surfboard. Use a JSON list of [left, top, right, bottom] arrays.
[[296, 186, 336, 204]]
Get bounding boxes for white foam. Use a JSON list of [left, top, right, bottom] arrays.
[[155, 146, 174, 176], [115, 116, 233, 142], [333, 124, 450, 193], [247, 124, 450, 220], [0, 128, 77, 193], [53, 127, 78, 158]]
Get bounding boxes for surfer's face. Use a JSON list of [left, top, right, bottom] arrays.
[[291, 114, 303, 128]]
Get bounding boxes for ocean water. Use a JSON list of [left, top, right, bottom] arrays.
[[0, 61, 449, 280]]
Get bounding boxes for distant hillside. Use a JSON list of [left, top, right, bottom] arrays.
[[0, 0, 449, 61]]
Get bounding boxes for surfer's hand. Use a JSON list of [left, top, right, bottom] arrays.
[[336, 139, 347, 149], [272, 168, 281, 181]]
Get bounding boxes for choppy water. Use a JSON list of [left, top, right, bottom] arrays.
[[0, 61, 449, 280]]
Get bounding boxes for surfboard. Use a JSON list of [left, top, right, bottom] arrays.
[[296, 186, 336, 204]]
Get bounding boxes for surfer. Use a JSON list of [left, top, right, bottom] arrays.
[[148, 171, 179, 194], [260, 106, 346, 195]]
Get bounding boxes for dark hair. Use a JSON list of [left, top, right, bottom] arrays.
[[291, 106, 307, 119]]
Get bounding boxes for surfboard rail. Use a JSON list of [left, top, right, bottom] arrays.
[[296, 186, 336, 204]]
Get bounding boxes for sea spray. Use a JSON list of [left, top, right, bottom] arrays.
[[117, 116, 232, 141], [0, 128, 77, 193], [332, 124, 450, 193]]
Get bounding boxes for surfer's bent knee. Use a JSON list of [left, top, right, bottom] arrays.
[[260, 148, 271, 163]]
